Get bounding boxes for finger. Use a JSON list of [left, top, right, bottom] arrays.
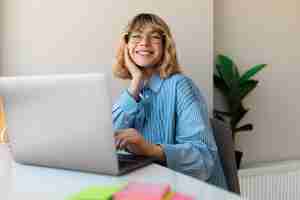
[[124, 46, 130, 61], [115, 131, 135, 140], [125, 143, 143, 155], [124, 48, 136, 70], [115, 128, 131, 134], [115, 138, 121, 149], [114, 130, 128, 138], [114, 130, 123, 136], [119, 138, 130, 150], [124, 146, 134, 154], [119, 137, 137, 151], [124, 47, 127, 57], [116, 139, 129, 150], [115, 135, 133, 149]]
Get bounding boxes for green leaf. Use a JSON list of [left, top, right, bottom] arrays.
[[214, 74, 229, 96], [239, 64, 267, 85], [234, 65, 240, 79], [239, 80, 258, 100], [227, 85, 242, 110], [216, 55, 236, 87]]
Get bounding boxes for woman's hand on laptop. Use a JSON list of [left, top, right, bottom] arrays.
[[115, 128, 165, 161]]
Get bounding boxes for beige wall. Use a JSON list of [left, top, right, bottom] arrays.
[[215, 0, 300, 166], [0, 0, 213, 108]]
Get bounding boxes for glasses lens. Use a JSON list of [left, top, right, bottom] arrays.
[[129, 32, 162, 44]]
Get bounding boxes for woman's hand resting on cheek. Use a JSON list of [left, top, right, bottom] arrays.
[[124, 47, 144, 100]]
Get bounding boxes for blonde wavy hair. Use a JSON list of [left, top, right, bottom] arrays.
[[113, 13, 181, 79]]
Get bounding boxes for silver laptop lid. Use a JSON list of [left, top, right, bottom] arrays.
[[0, 73, 119, 175]]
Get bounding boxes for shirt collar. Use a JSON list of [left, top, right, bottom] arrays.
[[144, 73, 164, 93]]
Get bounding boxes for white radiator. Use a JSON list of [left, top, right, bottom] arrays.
[[238, 160, 300, 200]]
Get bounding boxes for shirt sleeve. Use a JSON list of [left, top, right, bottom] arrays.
[[161, 77, 218, 181], [112, 90, 140, 130]]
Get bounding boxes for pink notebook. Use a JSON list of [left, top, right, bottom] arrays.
[[113, 182, 171, 200]]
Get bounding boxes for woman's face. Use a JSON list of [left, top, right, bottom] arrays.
[[127, 26, 164, 68]]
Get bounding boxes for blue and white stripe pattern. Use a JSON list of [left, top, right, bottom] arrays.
[[112, 73, 227, 190]]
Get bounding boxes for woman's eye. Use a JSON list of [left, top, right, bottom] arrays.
[[152, 35, 161, 39], [131, 34, 141, 38]]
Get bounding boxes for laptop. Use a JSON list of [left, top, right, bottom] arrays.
[[0, 73, 156, 175]]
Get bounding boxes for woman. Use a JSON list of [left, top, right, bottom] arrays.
[[112, 13, 227, 189]]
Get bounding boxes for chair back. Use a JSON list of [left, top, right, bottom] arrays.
[[210, 118, 240, 194]]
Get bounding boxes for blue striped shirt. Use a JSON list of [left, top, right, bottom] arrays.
[[112, 73, 227, 190]]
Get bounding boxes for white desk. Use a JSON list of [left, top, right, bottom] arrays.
[[0, 144, 242, 200]]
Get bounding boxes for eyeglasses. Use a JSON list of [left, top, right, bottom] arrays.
[[126, 32, 164, 44]]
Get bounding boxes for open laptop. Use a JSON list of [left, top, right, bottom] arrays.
[[0, 73, 156, 175]]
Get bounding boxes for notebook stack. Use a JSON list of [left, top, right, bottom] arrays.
[[67, 182, 194, 200]]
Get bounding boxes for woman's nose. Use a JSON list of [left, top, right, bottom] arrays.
[[138, 36, 151, 45]]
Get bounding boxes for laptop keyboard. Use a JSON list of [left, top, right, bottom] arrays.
[[118, 153, 147, 162], [117, 153, 150, 169]]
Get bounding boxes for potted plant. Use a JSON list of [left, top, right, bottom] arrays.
[[213, 54, 267, 169]]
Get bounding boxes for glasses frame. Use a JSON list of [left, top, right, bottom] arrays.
[[125, 31, 165, 45]]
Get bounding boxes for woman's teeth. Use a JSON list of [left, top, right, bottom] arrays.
[[137, 51, 153, 55]]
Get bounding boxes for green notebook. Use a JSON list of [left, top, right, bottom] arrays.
[[66, 184, 125, 200]]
